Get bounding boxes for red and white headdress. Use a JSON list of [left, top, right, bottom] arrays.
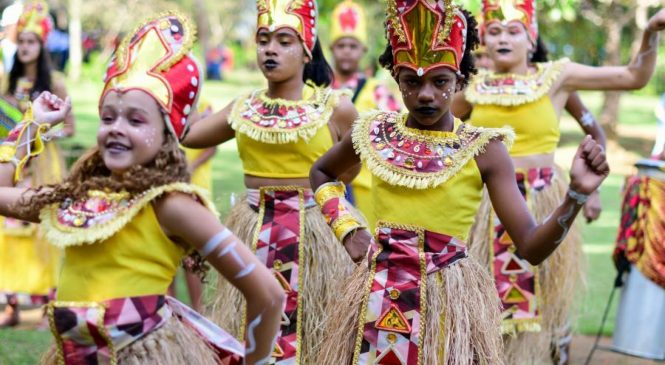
[[481, 0, 538, 43], [386, 0, 468, 76], [101, 12, 202, 141], [256, 0, 318, 58]]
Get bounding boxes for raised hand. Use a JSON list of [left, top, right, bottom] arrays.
[[32, 91, 71, 127], [647, 9, 665, 33], [569, 135, 610, 195]]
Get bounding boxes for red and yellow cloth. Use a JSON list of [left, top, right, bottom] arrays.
[[615, 175, 665, 289]]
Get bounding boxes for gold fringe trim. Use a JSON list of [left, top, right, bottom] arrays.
[[228, 86, 344, 144], [501, 318, 543, 336], [351, 111, 515, 189], [466, 58, 569, 107], [39, 183, 217, 248]]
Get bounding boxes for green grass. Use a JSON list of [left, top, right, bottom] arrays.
[[0, 74, 662, 363]]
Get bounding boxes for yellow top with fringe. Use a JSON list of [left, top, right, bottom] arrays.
[[466, 59, 567, 157], [353, 111, 513, 240], [40, 183, 216, 302], [231, 83, 347, 178]]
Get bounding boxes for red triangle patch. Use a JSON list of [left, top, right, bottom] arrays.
[[376, 349, 404, 365], [501, 254, 528, 275]]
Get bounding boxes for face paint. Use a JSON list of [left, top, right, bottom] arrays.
[[580, 111, 595, 127], [554, 204, 576, 245]]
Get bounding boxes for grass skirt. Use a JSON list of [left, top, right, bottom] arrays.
[[208, 195, 355, 362], [41, 317, 221, 365], [316, 258, 504, 365], [468, 166, 583, 365]]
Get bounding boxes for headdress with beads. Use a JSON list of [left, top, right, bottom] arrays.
[[330, 0, 367, 46], [256, 0, 318, 58], [386, 0, 468, 76], [16, 1, 53, 42], [481, 0, 537, 44], [101, 12, 202, 141]]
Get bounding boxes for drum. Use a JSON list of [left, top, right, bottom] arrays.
[[611, 266, 665, 360], [635, 158, 665, 180]]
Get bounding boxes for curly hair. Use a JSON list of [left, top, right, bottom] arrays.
[[378, 8, 480, 89], [17, 133, 190, 217]]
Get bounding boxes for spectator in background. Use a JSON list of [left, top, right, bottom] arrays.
[[46, 8, 68, 71], [0, 1, 22, 73]]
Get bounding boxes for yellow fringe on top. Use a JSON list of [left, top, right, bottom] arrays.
[[466, 58, 569, 107], [228, 85, 349, 145], [351, 111, 515, 190], [39, 183, 217, 248]]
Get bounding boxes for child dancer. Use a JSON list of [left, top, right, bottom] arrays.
[[0, 12, 283, 364]]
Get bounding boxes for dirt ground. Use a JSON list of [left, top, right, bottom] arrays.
[[571, 335, 663, 365]]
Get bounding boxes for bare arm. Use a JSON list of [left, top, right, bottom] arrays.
[[452, 91, 473, 120], [52, 78, 75, 138], [155, 193, 284, 365], [561, 10, 665, 91], [180, 102, 235, 148], [188, 147, 217, 172], [310, 131, 371, 262], [565, 92, 605, 222], [0, 92, 70, 222], [329, 96, 362, 183], [477, 137, 609, 265], [566, 92, 606, 149]]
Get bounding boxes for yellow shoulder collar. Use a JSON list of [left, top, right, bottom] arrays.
[[466, 58, 569, 107], [352, 111, 514, 189], [39, 183, 217, 248]]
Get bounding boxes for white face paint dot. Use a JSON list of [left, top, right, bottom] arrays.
[[181, 117, 187, 125], [187, 64, 194, 72], [189, 91, 195, 99], [184, 104, 191, 115], [191, 77, 198, 87], [170, 25, 179, 33], [417, 68, 424, 77], [310, 19, 315, 25], [310, 10, 316, 17]]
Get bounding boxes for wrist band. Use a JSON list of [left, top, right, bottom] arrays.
[[567, 189, 589, 205], [0, 104, 50, 183], [315, 182, 365, 243]]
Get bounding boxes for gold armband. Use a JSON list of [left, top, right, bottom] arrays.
[[314, 182, 365, 243]]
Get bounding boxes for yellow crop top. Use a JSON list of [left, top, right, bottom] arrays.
[[39, 183, 215, 302], [352, 112, 514, 240], [466, 59, 568, 157], [230, 84, 347, 178]]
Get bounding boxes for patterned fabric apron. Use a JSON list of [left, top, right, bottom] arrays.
[[490, 167, 553, 333], [48, 295, 243, 365], [353, 222, 468, 365], [246, 187, 315, 365]]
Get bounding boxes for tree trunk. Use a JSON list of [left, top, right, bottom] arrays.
[[68, 0, 82, 81], [598, 3, 632, 140]]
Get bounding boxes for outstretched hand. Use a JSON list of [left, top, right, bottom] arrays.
[[32, 91, 71, 127], [647, 9, 665, 33], [570, 135, 610, 195]]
